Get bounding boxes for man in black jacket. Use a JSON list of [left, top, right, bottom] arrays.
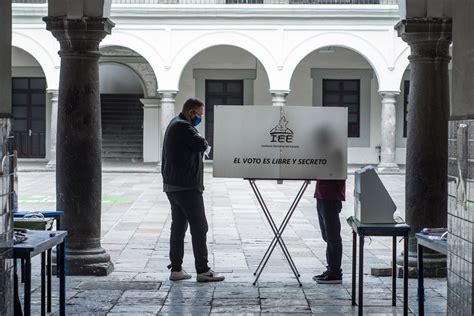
[[162, 98, 224, 282]]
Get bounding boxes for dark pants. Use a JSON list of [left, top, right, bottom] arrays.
[[166, 190, 209, 274], [316, 199, 343, 276]]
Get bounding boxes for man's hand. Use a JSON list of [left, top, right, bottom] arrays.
[[204, 145, 212, 158]]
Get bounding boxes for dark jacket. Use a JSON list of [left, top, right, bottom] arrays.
[[161, 113, 208, 189], [314, 180, 346, 201]]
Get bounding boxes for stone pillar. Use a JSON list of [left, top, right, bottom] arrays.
[[46, 89, 58, 169], [159, 90, 177, 151], [43, 16, 115, 275], [0, 0, 13, 314], [396, 19, 452, 269], [140, 98, 160, 163], [270, 90, 289, 106], [377, 91, 400, 173]]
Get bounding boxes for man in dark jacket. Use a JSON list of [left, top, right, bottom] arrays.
[[313, 179, 346, 284], [162, 98, 224, 282]]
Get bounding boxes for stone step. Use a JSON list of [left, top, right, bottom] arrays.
[[102, 134, 143, 140], [102, 151, 143, 159], [102, 145, 143, 151], [102, 125, 143, 131]]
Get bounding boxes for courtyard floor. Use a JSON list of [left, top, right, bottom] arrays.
[[16, 165, 447, 315]]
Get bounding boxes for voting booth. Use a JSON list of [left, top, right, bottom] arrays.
[[213, 105, 347, 180], [213, 105, 348, 285]]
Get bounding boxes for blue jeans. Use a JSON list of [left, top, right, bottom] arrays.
[[316, 199, 343, 276]]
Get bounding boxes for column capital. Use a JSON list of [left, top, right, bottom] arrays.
[[270, 90, 290, 107], [378, 91, 400, 98], [47, 88, 59, 100], [158, 90, 178, 96], [43, 17, 114, 57], [395, 18, 452, 63], [140, 98, 160, 109], [269, 89, 290, 95]]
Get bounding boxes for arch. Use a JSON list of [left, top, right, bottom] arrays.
[[167, 31, 277, 91], [12, 31, 59, 89], [100, 31, 165, 89], [99, 45, 158, 98], [282, 32, 390, 90], [98, 62, 147, 96], [391, 46, 411, 90]]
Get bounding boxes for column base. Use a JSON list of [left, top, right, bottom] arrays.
[[64, 247, 114, 276], [396, 253, 447, 278], [45, 161, 56, 170], [377, 163, 400, 174]]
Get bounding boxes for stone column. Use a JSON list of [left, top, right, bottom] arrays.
[[396, 19, 452, 267], [159, 90, 177, 151], [377, 91, 400, 173], [0, 0, 13, 314], [140, 98, 160, 163], [43, 17, 115, 275], [270, 90, 289, 106], [46, 89, 58, 169]]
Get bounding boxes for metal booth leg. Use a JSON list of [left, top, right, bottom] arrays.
[[249, 179, 309, 286]]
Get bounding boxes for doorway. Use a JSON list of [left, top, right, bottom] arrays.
[[205, 80, 244, 159], [12, 77, 46, 158]]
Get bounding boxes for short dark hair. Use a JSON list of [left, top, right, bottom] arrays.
[[182, 98, 204, 112]]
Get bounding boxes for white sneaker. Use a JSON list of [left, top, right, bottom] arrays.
[[169, 270, 192, 281], [196, 269, 225, 282]]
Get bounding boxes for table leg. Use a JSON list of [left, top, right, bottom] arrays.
[[59, 240, 66, 316], [24, 257, 31, 316], [392, 236, 396, 306], [41, 252, 46, 316], [417, 242, 424, 316], [14, 259, 21, 315], [352, 231, 356, 306], [47, 249, 52, 312], [404, 236, 408, 316], [358, 234, 364, 316]]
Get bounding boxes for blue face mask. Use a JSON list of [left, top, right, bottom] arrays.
[[191, 116, 202, 126]]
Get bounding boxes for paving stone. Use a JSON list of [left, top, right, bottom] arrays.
[[76, 281, 160, 291], [159, 305, 211, 314], [16, 171, 446, 315]]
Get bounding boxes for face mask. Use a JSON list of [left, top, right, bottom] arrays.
[[191, 116, 202, 126]]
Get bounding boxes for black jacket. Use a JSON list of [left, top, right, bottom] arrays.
[[161, 113, 208, 188]]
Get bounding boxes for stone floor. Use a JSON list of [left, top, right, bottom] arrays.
[[16, 166, 446, 315]]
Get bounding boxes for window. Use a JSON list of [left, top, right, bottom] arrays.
[[290, 0, 380, 3], [322, 79, 360, 137], [403, 80, 409, 138], [205, 80, 244, 159], [226, 0, 263, 3]]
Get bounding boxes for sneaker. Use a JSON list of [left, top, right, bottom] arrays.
[[315, 274, 342, 284], [169, 270, 192, 281], [312, 270, 329, 281], [196, 269, 225, 282]]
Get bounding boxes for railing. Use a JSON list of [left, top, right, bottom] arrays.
[[13, 0, 398, 4]]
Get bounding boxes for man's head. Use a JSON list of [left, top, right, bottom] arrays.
[[182, 98, 204, 127]]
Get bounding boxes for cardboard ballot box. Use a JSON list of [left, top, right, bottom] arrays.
[[354, 166, 396, 224]]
